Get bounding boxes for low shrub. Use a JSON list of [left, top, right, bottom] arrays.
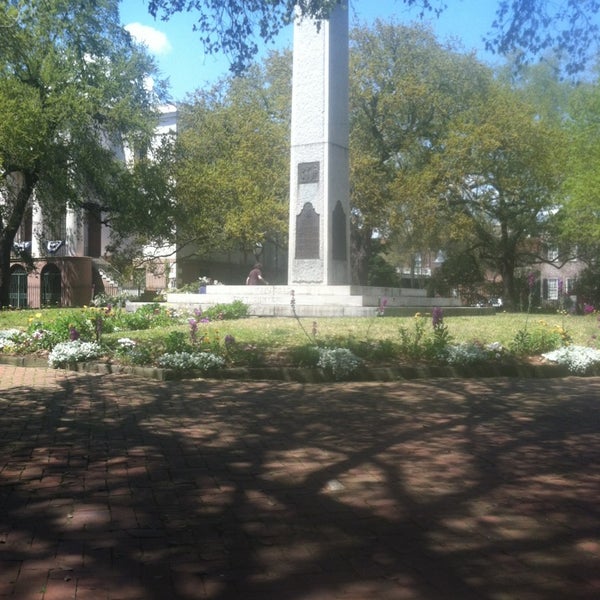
[[113, 303, 177, 331], [0, 329, 26, 353], [157, 351, 225, 371], [509, 323, 566, 356], [48, 340, 102, 368], [202, 300, 249, 321], [289, 344, 320, 367], [317, 347, 362, 380], [444, 341, 507, 365], [397, 313, 452, 361], [542, 345, 600, 374]]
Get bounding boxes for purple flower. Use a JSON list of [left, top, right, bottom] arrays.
[[69, 327, 80, 341], [432, 306, 444, 328], [558, 278, 564, 297], [584, 303, 595, 314], [188, 318, 198, 343], [224, 334, 235, 346]]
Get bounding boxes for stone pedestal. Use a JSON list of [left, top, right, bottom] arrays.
[[167, 285, 466, 318]]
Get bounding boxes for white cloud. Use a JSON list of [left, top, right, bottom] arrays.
[[125, 22, 172, 54]]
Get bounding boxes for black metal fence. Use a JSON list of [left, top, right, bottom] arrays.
[[8, 282, 120, 309]]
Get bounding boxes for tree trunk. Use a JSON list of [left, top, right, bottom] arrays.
[[501, 261, 517, 311], [0, 170, 37, 308]]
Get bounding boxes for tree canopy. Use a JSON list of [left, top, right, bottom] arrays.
[[349, 20, 491, 284], [436, 80, 567, 307], [558, 77, 600, 259], [147, 0, 600, 75], [0, 0, 173, 306], [173, 53, 290, 260]]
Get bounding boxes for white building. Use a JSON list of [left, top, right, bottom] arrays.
[[8, 105, 177, 307]]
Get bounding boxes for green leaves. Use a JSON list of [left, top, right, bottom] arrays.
[[174, 54, 290, 256], [0, 0, 172, 306]]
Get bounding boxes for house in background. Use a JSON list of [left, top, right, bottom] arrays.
[[537, 246, 584, 309], [8, 105, 178, 308]]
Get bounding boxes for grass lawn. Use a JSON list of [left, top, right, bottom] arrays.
[[1, 306, 598, 353]]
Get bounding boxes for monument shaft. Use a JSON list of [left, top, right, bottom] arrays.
[[288, 2, 350, 285]]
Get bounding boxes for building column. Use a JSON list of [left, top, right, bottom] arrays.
[[66, 207, 84, 256], [31, 202, 43, 258]]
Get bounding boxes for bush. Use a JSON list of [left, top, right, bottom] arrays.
[[543, 345, 600, 374], [444, 341, 506, 365], [113, 303, 176, 331], [317, 347, 362, 380], [289, 344, 321, 367], [509, 324, 566, 356], [157, 351, 225, 371], [29, 311, 95, 344], [112, 338, 155, 366], [202, 300, 249, 321], [48, 340, 102, 368], [0, 329, 27, 353], [164, 330, 192, 354], [397, 314, 452, 361]]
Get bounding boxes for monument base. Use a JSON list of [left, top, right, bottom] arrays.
[[166, 285, 482, 318]]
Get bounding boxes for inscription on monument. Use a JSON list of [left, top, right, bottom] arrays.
[[298, 161, 320, 184], [296, 202, 320, 259]]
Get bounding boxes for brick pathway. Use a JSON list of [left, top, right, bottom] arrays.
[[0, 364, 599, 599]]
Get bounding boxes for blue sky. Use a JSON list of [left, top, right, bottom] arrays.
[[119, 0, 502, 101]]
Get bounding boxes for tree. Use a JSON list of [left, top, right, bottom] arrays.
[[147, 0, 600, 75], [173, 52, 290, 263], [435, 80, 567, 309], [0, 0, 173, 307], [348, 20, 490, 284], [559, 75, 600, 258]]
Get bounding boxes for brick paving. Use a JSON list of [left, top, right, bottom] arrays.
[[0, 364, 599, 599]]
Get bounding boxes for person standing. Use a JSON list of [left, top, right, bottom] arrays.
[[246, 263, 269, 285]]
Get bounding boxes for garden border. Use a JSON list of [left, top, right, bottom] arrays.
[[0, 354, 572, 382]]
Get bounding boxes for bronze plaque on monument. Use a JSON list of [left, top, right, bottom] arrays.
[[296, 202, 320, 259], [298, 161, 320, 184]]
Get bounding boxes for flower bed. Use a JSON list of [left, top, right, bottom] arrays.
[[2, 302, 600, 381]]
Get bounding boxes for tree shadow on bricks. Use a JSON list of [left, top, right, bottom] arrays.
[[1, 370, 599, 599]]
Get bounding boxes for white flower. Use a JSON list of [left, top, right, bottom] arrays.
[[486, 341, 504, 353], [317, 347, 362, 380], [157, 351, 225, 371], [445, 343, 489, 365], [0, 329, 26, 351], [117, 337, 136, 348], [0, 338, 17, 351], [542, 345, 600, 374], [48, 340, 102, 368], [0, 328, 23, 339]]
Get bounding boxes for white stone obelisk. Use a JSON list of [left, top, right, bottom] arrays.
[[288, 2, 350, 285]]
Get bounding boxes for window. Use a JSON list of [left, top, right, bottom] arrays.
[[547, 278, 559, 300], [566, 278, 576, 294], [570, 245, 578, 261], [547, 247, 559, 262]]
